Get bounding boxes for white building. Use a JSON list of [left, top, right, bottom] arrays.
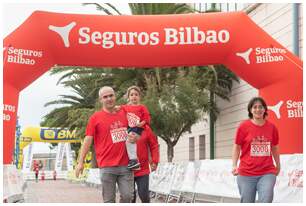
[[158, 3, 303, 162]]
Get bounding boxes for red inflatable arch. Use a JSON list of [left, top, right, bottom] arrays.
[[3, 11, 302, 164]]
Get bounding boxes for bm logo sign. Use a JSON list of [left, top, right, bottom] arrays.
[[40, 128, 77, 140]]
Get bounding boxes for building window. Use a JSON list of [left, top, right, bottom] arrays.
[[189, 137, 195, 161], [199, 135, 206, 159], [195, 3, 246, 13]]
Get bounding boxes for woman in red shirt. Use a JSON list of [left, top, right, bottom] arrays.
[[128, 125, 159, 203], [232, 97, 280, 203]]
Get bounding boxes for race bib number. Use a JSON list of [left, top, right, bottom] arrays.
[[127, 113, 140, 127], [250, 142, 271, 156], [110, 127, 127, 143]]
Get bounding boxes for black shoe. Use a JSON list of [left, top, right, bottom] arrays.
[[127, 127, 144, 136], [127, 159, 140, 170]]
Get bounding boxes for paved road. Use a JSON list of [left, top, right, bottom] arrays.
[[23, 180, 163, 203], [24, 180, 103, 203]]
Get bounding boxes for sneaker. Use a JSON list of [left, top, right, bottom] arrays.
[[127, 159, 140, 170]]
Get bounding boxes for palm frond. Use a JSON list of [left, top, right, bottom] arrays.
[[105, 3, 122, 15], [82, 3, 114, 15], [44, 99, 79, 107]]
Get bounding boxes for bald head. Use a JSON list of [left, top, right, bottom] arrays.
[[98, 86, 116, 111], [99, 86, 115, 98]]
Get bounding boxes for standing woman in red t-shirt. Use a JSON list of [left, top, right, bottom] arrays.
[[232, 97, 280, 203], [128, 125, 159, 203]]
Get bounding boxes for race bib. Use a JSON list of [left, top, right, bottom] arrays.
[[127, 113, 140, 127], [250, 142, 271, 156], [110, 127, 127, 143]]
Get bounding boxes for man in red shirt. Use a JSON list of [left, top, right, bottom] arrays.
[[75, 86, 134, 203], [128, 125, 159, 203]]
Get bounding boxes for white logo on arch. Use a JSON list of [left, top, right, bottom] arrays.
[[236, 48, 253, 64], [268, 101, 283, 119], [49, 22, 76, 48]]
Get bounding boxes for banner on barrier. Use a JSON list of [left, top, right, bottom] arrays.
[[86, 169, 102, 185], [194, 159, 239, 198], [55, 143, 66, 171], [181, 161, 202, 193], [22, 143, 33, 172], [149, 154, 303, 203], [170, 162, 189, 192], [273, 154, 303, 202], [65, 143, 74, 171], [152, 163, 177, 194], [3, 165, 24, 201]]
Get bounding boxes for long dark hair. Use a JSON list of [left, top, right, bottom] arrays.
[[247, 97, 268, 119]]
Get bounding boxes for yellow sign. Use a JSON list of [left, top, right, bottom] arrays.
[[20, 127, 81, 150], [18, 127, 82, 170], [41, 128, 77, 140]]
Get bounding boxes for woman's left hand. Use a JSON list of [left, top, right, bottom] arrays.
[[275, 166, 281, 176], [150, 163, 157, 171]]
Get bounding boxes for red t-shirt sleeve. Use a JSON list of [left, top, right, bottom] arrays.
[[272, 124, 279, 146], [121, 105, 128, 115], [141, 105, 151, 125], [235, 122, 246, 145], [121, 104, 127, 110], [85, 115, 95, 137], [147, 127, 159, 164]]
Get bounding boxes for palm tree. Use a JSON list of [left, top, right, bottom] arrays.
[[41, 72, 102, 129], [41, 70, 117, 167]]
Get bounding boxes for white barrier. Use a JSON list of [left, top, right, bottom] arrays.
[[169, 162, 189, 192], [3, 165, 25, 202], [78, 154, 303, 203], [55, 143, 66, 171], [85, 168, 101, 185], [179, 161, 201, 193], [195, 159, 239, 198], [149, 163, 177, 195], [149, 154, 303, 203], [273, 154, 303, 202]]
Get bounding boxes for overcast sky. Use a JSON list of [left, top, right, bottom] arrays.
[[3, 2, 130, 153]]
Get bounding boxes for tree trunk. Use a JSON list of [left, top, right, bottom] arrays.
[[155, 68, 162, 91], [167, 144, 174, 162]]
